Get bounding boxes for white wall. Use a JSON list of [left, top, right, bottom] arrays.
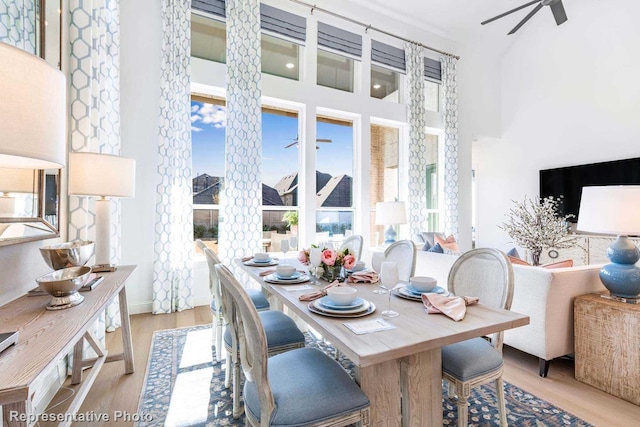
[[474, 0, 640, 251], [119, 0, 504, 311]]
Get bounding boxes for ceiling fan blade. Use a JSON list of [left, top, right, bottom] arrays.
[[284, 141, 298, 148], [508, 3, 544, 34], [316, 139, 332, 143], [481, 0, 541, 25], [550, 0, 568, 25]]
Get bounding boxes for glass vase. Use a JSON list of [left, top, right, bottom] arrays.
[[322, 265, 342, 282]]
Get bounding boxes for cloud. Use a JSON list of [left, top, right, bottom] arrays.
[[191, 105, 199, 113], [191, 126, 203, 132], [190, 114, 201, 123], [198, 104, 227, 128]]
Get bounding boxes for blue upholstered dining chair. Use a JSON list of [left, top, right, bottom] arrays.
[[384, 240, 416, 282], [215, 264, 371, 427], [442, 248, 514, 427], [197, 240, 270, 363], [339, 235, 364, 261], [214, 264, 305, 420]]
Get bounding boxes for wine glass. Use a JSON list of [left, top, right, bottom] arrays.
[[280, 239, 290, 264], [309, 247, 322, 285], [371, 252, 387, 294], [379, 261, 399, 318], [289, 235, 298, 251]]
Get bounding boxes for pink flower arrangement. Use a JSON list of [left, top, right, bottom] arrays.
[[321, 249, 337, 266], [298, 249, 309, 264], [343, 254, 356, 270]]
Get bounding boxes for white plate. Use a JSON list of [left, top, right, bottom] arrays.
[[264, 273, 310, 284], [308, 301, 376, 318], [244, 259, 279, 267], [318, 296, 365, 310], [312, 298, 371, 315], [394, 285, 449, 301], [274, 271, 302, 280], [405, 285, 447, 296]]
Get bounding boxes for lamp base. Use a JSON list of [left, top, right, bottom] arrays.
[[92, 263, 117, 273], [383, 225, 397, 245], [600, 236, 640, 298]]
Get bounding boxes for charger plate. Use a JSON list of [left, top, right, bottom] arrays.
[[244, 259, 279, 267], [309, 300, 375, 318], [264, 273, 310, 284], [394, 285, 449, 301]]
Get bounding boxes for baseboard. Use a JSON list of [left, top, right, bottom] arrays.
[[128, 297, 211, 315]]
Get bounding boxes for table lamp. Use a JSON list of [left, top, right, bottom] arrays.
[[68, 153, 136, 272], [0, 43, 65, 169], [0, 168, 37, 216], [577, 186, 640, 300], [375, 201, 407, 244]]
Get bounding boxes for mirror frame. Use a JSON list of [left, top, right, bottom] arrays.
[[0, 0, 62, 246]]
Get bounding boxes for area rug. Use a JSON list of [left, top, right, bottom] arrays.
[[136, 325, 592, 427]]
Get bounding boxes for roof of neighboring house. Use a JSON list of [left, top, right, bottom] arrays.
[[316, 174, 352, 207], [263, 184, 284, 206], [274, 173, 298, 196]]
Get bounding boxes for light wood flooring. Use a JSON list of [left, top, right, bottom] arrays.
[[42, 305, 640, 426]]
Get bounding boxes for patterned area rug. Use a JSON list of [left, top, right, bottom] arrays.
[[136, 325, 592, 427]]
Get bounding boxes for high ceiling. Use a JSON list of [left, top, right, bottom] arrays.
[[344, 0, 565, 44]]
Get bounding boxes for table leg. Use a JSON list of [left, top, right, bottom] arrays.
[[71, 338, 85, 385], [401, 348, 442, 427], [2, 400, 30, 427], [357, 360, 401, 427], [118, 287, 135, 374]]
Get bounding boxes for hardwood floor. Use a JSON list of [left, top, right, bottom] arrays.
[[42, 306, 640, 426]]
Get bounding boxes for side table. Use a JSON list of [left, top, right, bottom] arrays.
[[574, 293, 640, 405]]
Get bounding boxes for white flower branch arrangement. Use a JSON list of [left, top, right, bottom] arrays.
[[499, 196, 577, 266]]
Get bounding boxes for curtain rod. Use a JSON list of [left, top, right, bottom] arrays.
[[288, 0, 460, 60]]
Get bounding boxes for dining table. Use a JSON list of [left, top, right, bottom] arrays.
[[236, 258, 529, 426]]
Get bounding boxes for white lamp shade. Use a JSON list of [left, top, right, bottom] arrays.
[[68, 152, 136, 198], [375, 201, 407, 225], [577, 186, 640, 235], [0, 168, 37, 193], [0, 42, 66, 169]]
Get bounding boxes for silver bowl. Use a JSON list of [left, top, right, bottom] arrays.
[[35, 266, 92, 310], [39, 241, 95, 270]]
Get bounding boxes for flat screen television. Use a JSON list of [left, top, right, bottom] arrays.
[[540, 157, 640, 223]]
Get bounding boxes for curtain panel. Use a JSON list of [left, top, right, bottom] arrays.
[[218, 0, 263, 269], [153, 0, 195, 314], [441, 55, 459, 239], [68, 0, 122, 332], [405, 42, 427, 237], [0, 0, 36, 53]]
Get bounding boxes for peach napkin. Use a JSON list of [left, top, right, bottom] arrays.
[[347, 271, 380, 284], [421, 294, 479, 322], [259, 269, 276, 277], [299, 280, 343, 302], [241, 256, 253, 262]]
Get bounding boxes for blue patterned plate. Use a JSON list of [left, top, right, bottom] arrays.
[[253, 258, 272, 263], [318, 296, 365, 310], [405, 285, 446, 296], [274, 272, 302, 280]]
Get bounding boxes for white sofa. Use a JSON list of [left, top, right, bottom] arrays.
[[413, 251, 605, 376]]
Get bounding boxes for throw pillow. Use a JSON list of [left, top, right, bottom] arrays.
[[421, 240, 433, 251], [508, 256, 530, 266], [506, 247, 521, 259], [435, 235, 459, 252], [508, 256, 574, 269], [426, 243, 444, 253]]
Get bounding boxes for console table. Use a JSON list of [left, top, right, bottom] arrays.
[[574, 293, 640, 405], [0, 265, 136, 426]]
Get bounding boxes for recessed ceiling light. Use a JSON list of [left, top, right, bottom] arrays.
[[373, 84, 381, 89], [285, 63, 295, 69]]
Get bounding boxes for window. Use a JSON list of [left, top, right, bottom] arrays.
[[191, 96, 226, 254], [317, 50, 354, 93], [424, 80, 440, 112], [315, 116, 353, 244], [370, 64, 400, 102], [262, 107, 299, 251], [424, 133, 441, 231], [191, 14, 226, 64], [369, 124, 399, 246], [261, 34, 300, 80]]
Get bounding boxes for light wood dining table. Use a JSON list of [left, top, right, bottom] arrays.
[[236, 259, 529, 426]]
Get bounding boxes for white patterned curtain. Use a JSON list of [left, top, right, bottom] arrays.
[[441, 55, 459, 238], [405, 42, 427, 237], [152, 0, 194, 314], [68, 0, 122, 333], [218, 0, 263, 268], [0, 0, 36, 54]]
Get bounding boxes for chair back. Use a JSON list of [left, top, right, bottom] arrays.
[[447, 248, 514, 349], [340, 235, 363, 261], [202, 247, 223, 313], [215, 263, 275, 424], [384, 240, 416, 282]]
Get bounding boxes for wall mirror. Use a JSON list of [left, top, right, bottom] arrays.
[[0, 0, 62, 246]]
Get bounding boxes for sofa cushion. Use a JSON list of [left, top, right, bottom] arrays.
[[508, 256, 574, 269], [506, 247, 521, 259], [419, 231, 446, 246], [421, 240, 433, 251], [435, 235, 459, 252], [427, 243, 444, 253]]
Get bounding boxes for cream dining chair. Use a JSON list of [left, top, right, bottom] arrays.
[[215, 263, 370, 426], [339, 234, 363, 261], [384, 240, 416, 282], [442, 248, 514, 427]]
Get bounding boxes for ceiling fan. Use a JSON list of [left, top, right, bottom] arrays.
[[482, 0, 568, 35], [285, 137, 332, 150]]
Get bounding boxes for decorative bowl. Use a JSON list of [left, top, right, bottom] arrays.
[[39, 241, 95, 270], [35, 266, 92, 310], [276, 264, 296, 278], [326, 286, 358, 306], [410, 276, 437, 292]]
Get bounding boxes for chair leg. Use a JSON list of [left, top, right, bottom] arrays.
[[495, 377, 508, 427], [456, 394, 468, 427], [539, 358, 551, 377], [214, 315, 224, 363], [232, 352, 243, 419], [224, 352, 232, 389]]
